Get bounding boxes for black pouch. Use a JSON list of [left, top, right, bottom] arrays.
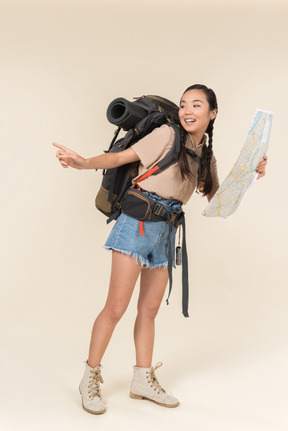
[[120, 188, 157, 221]]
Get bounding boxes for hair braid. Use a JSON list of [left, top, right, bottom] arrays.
[[179, 127, 193, 181], [201, 119, 215, 196]]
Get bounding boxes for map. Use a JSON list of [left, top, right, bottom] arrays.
[[203, 109, 273, 218]]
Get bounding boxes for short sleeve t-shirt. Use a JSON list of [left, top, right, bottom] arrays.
[[131, 124, 220, 204]]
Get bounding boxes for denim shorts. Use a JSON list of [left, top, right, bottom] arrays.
[[104, 191, 182, 269]]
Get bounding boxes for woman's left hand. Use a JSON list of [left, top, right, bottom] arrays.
[[255, 155, 268, 180]]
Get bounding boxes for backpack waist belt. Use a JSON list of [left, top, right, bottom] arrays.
[[120, 188, 189, 317]]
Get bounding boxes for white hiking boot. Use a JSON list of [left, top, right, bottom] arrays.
[[79, 361, 106, 414], [129, 362, 179, 408]]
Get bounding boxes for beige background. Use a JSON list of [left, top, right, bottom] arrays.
[[1, 0, 288, 430]]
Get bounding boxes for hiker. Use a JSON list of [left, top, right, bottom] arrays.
[[53, 85, 268, 414]]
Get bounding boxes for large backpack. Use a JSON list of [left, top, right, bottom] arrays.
[[95, 95, 185, 222], [95, 95, 202, 317]]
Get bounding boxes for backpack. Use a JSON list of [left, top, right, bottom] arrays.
[[94, 94, 203, 317], [95, 95, 183, 223]]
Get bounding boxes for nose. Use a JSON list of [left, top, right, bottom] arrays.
[[184, 105, 192, 115]]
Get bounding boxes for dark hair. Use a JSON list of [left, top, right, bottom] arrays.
[[178, 84, 218, 196]]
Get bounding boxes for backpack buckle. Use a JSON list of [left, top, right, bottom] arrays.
[[170, 213, 178, 224], [153, 203, 165, 216]]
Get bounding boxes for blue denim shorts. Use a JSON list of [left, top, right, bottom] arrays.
[[104, 191, 182, 269]]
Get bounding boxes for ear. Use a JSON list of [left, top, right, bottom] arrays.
[[210, 109, 217, 120]]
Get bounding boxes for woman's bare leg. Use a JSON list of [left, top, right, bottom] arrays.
[[88, 251, 142, 368], [133, 266, 168, 368]]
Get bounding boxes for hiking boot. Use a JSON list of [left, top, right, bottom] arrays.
[[129, 362, 179, 408], [79, 361, 106, 414]]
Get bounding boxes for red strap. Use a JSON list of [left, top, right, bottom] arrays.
[[135, 165, 156, 236], [139, 221, 144, 236], [136, 165, 159, 184]]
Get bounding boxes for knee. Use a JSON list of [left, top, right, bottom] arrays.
[[137, 303, 160, 320], [101, 304, 127, 324]]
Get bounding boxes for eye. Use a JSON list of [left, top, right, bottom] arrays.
[[193, 104, 200, 108]]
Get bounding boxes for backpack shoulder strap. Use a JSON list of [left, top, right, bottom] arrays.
[[155, 123, 181, 171], [136, 123, 181, 184]]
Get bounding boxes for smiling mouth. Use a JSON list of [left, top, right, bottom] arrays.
[[184, 118, 196, 124]]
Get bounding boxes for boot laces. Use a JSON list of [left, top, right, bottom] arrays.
[[146, 362, 166, 395], [88, 368, 104, 399]]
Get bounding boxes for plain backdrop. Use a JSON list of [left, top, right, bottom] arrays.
[[0, 0, 288, 430]]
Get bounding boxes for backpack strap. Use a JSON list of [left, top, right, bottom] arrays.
[[135, 123, 181, 184], [165, 212, 189, 318], [107, 127, 121, 152], [149, 123, 181, 173], [178, 213, 189, 317], [136, 128, 201, 186]]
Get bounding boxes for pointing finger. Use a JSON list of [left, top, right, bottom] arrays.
[[52, 142, 68, 151]]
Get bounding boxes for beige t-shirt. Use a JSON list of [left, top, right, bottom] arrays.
[[131, 124, 220, 204]]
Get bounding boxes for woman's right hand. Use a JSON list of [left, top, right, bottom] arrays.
[[52, 142, 87, 169]]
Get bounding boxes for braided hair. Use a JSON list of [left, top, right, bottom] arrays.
[[178, 84, 218, 196]]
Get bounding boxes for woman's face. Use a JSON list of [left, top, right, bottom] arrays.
[[178, 89, 217, 135]]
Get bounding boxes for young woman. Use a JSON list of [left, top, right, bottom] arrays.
[[53, 85, 268, 414]]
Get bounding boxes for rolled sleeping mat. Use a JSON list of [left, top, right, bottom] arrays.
[[106, 97, 148, 130]]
